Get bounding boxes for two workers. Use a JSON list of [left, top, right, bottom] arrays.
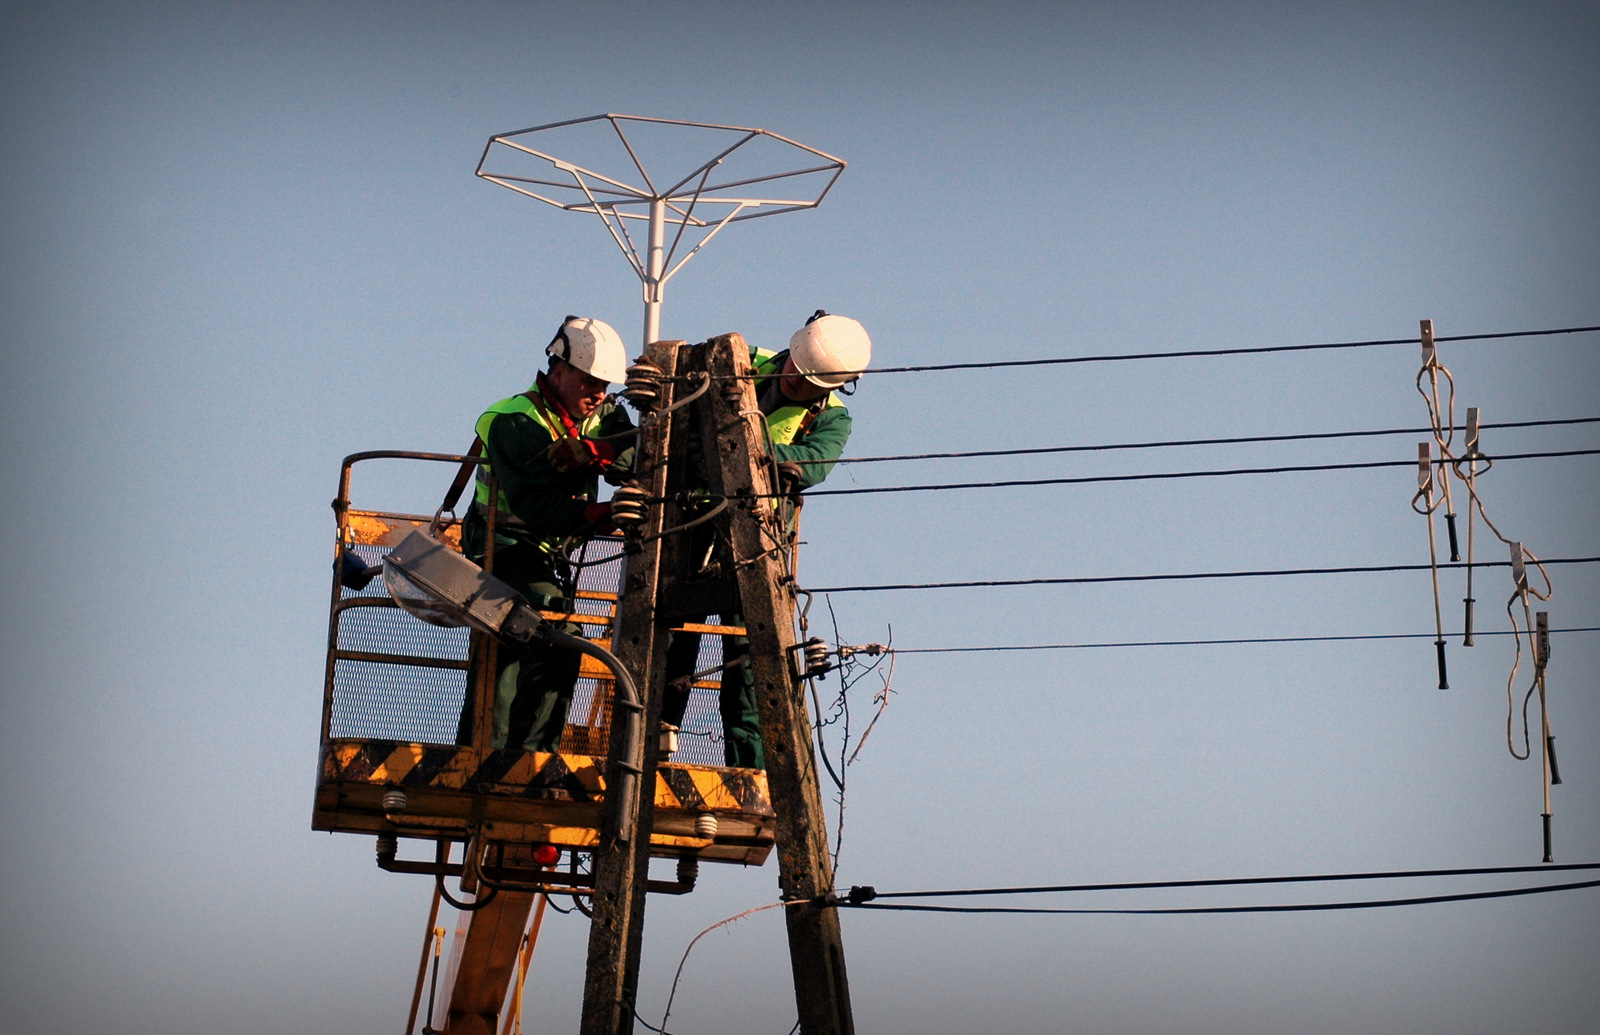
[[462, 314, 870, 764]]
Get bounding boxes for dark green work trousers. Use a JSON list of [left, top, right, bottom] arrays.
[[661, 617, 763, 769], [459, 541, 581, 752]]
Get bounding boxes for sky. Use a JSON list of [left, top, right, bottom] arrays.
[[2, 2, 1597, 1033]]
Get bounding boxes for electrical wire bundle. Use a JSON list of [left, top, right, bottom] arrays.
[[1410, 321, 1565, 860]]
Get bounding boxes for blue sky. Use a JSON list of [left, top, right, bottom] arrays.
[[2, 2, 1597, 1033]]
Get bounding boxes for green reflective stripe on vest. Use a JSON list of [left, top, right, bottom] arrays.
[[471, 385, 603, 512], [751, 348, 841, 446]]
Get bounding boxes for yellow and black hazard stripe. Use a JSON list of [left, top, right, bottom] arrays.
[[322, 738, 772, 816], [323, 740, 603, 800], [656, 765, 771, 814]]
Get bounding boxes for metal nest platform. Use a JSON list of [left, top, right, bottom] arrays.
[[475, 113, 846, 346]]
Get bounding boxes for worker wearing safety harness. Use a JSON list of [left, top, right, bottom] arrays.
[[458, 316, 635, 752], [660, 311, 871, 768]]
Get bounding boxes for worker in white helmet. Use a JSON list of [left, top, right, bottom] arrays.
[[661, 310, 871, 769], [458, 315, 635, 752]]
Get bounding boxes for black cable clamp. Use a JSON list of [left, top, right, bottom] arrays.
[[814, 885, 877, 908]]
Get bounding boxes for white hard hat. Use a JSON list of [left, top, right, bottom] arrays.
[[788, 312, 872, 389], [546, 316, 628, 384]]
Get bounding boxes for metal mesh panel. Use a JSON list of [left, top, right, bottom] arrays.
[[324, 535, 735, 762], [329, 659, 467, 743], [559, 543, 626, 755], [329, 542, 469, 744], [336, 603, 469, 659], [667, 624, 730, 766], [570, 540, 626, 598]]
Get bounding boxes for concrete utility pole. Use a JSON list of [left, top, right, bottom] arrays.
[[578, 334, 853, 1034], [579, 340, 682, 1033], [704, 335, 855, 1033]]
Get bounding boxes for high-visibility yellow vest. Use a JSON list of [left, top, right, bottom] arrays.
[[471, 385, 605, 515], [751, 348, 842, 445]]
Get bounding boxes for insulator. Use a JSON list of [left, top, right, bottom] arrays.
[[676, 855, 699, 888], [694, 813, 718, 840], [622, 360, 666, 411], [375, 834, 398, 862], [803, 636, 834, 678], [658, 722, 679, 755], [381, 788, 407, 814], [609, 482, 650, 530]]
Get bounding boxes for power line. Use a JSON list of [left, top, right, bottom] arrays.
[[852, 323, 1600, 375], [787, 447, 1600, 499], [832, 861, 1600, 916], [878, 626, 1600, 654], [839, 878, 1600, 915], [807, 555, 1600, 594], [856, 861, 1600, 900], [798, 415, 1600, 467], [718, 322, 1600, 380]]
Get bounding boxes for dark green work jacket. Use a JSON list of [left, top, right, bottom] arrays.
[[750, 348, 852, 490], [462, 381, 634, 564]]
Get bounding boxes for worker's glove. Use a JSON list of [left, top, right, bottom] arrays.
[[546, 437, 617, 473], [582, 502, 616, 535], [776, 461, 806, 494], [545, 437, 592, 472], [609, 481, 650, 532]]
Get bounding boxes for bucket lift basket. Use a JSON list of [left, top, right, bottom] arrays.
[[312, 450, 775, 866]]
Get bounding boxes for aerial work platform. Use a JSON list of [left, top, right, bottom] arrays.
[[313, 451, 776, 867], [316, 334, 854, 1035]]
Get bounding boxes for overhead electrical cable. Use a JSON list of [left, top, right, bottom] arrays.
[[853, 861, 1600, 900], [857, 323, 1600, 375], [875, 626, 1600, 654], [793, 415, 1600, 466], [779, 447, 1600, 499], [713, 322, 1600, 380], [807, 555, 1600, 594], [838, 878, 1600, 915], [830, 862, 1600, 916]]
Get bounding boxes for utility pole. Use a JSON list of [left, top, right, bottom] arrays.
[[475, 114, 853, 1033], [581, 341, 682, 1034], [703, 334, 854, 1033], [579, 334, 853, 1034]]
